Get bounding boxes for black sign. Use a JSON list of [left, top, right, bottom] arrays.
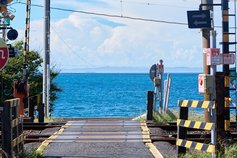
[[149, 64, 157, 81], [187, 10, 212, 29]]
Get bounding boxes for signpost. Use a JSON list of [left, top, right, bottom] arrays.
[[205, 48, 235, 66], [223, 54, 235, 65], [187, 10, 212, 29], [149, 64, 157, 81], [205, 48, 222, 66], [0, 38, 8, 71]]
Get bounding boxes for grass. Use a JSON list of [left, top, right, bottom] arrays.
[[151, 109, 219, 123], [19, 149, 42, 158], [153, 109, 177, 123], [178, 143, 237, 158], [136, 116, 146, 122], [179, 152, 212, 158]]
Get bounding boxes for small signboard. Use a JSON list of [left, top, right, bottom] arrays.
[[222, 53, 235, 65], [149, 64, 157, 81], [198, 74, 205, 94], [198, 74, 215, 94], [187, 10, 212, 29], [0, 17, 10, 26], [205, 48, 222, 66]]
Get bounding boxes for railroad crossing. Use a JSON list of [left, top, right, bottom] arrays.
[[39, 119, 155, 158], [1, 0, 237, 158]]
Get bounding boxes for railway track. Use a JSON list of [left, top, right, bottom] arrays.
[[22, 121, 237, 144]]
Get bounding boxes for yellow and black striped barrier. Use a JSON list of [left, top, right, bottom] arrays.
[[177, 119, 215, 131], [177, 100, 216, 156], [178, 100, 215, 109], [177, 139, 215, 153]]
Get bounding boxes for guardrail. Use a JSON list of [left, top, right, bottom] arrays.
[[176, 100, 216, 157], [2, 98, 24, 158]]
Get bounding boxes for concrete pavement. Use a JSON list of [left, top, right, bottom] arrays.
[[41, 119, 154, 158]]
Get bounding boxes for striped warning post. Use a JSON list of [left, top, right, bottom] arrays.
[[177, 119, 215, 131], [177, 139, 215, 153], [24, 0, 31, 55], [178, 100, 215, 109]]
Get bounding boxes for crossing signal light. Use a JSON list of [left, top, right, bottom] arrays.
[[7, 28, 18, 40]]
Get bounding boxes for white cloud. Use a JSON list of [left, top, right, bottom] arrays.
[[16, 0, 216, 71]]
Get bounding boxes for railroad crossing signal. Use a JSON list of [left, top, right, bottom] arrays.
[[187, 10, 212, 29], [0, 38, 9, 71]]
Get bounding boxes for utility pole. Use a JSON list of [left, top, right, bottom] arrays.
[[43, 0, 50, 118], [201, 0, 212, 122]]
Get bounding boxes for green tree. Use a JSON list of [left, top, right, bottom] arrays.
[[0, 41, 61, 112]]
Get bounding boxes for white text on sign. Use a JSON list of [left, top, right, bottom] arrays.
[[0, 49, 6, 59]]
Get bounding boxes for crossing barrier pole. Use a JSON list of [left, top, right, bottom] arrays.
[[147, 91, 154, 121], [177, 104, 188, 156]]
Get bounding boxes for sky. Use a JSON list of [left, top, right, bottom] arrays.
[[6, 0, 236, 72]]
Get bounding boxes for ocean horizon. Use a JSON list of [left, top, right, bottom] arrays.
[[52, 73, 204, 118]]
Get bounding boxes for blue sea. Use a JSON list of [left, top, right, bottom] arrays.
[[52, 73, 203, 118]]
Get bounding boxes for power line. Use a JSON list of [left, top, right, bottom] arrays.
[[110, 0, 193, 9], [50, 24, 96, 67], [17, 2, 188, 26], [16, 2, 237, 29]]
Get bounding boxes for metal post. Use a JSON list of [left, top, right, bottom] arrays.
[[201, 0, 212, 122], [164, 74, 171, 112], [177, 107, 188, 156], [210, 20, 217, 158], [23, 0, 31, 82], [215, 72, 225, 154], [147, 91, 154, 121], [159, 60, 164, 113], [44, 0, 50, 118], [211, 109, 216, 158], [2, 101, 12, 158], [160, 73, 163, 113]]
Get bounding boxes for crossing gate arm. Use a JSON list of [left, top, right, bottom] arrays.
[[177, 100, 216, 156], [178, 100, 216, 109], [177, 139, 215, 153], [177, 119, 215, 130]]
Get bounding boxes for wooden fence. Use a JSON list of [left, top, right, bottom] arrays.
[[1, 98, 24, 158]]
